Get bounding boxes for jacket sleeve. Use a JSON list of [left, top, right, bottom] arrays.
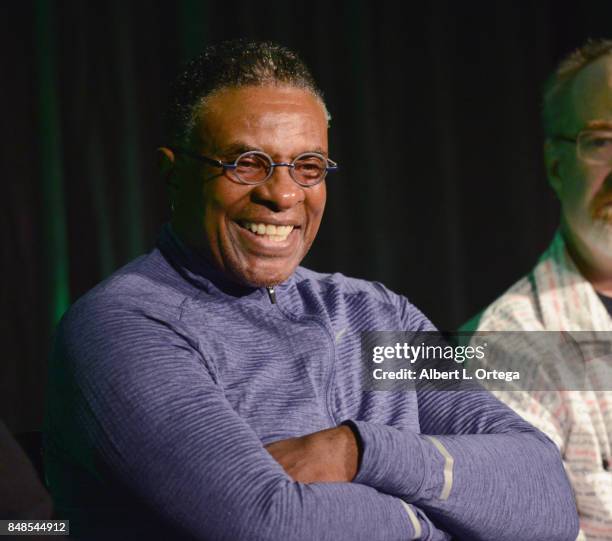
[[348, 390, 579, 541], [46, 301, 451, 541], [345, 293, 580, 541]]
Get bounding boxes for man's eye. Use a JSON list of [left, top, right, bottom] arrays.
[[300, 163, 321, 171], [584, 134, 612, 149], [591, 137, 612, 148], [237, 159, 259, 167], [236, 157, 266, 169], [294, 158, 325, 177]]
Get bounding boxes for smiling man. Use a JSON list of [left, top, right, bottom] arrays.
[[44, 40, 579, 540], [466, 40, 612, 540], [165, 84, 329, 292]]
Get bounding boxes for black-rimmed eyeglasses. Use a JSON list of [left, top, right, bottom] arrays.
[[169, 146, 339, 187]]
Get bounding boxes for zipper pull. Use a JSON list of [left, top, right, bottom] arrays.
[[266, 286, 276, 304]]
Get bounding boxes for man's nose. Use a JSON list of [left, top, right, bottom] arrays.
[[251, 165, 304, 211]]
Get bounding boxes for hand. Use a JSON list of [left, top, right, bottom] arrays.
[[265, 425, 359, 484]]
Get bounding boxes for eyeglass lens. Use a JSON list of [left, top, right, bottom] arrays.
[[232, 152, 327, 185], [234, 153, 272, 182], [578, 131, 612, 164]]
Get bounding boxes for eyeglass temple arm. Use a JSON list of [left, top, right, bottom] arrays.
[[324, 158, 339, 171], [167, 146, 226, 168], [550, 135, 577, 143]]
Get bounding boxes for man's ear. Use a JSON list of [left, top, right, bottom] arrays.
[[158, 147, 179, 212], [157, 147, 176, 183], [544, 139, 562, 198]]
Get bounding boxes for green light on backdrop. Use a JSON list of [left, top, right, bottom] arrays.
[[35, 0, 70, 324], [112, 0, 144, 260]]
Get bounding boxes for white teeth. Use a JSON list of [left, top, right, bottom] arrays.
[[242, 221, 295, 240]]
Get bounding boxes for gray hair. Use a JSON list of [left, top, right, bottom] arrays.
[[164, 39, 329, 146], [542, 38, 612, 136]]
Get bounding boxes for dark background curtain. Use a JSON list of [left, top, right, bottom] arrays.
[[3, 0, 611, 433]]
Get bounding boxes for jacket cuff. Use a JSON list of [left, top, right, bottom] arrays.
[[345, 420, 445, 502]]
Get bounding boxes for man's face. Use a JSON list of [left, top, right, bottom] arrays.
[[548, 56, 612, 266], [171, 85, 328, 287]]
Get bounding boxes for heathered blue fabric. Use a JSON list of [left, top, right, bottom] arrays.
[[44, 225, 579, 541]]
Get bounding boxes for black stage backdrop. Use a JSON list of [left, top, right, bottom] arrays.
[[2, 0, 611, 432]]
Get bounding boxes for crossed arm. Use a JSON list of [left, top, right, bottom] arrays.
[[266, 389, 580, 540], [48, 305, 579, 540]]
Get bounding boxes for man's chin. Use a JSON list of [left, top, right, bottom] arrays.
[[230, 262, 297, 289]]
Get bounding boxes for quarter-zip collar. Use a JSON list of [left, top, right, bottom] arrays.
[[156, 223, 293, 306]]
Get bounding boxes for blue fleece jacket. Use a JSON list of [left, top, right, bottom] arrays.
[[43, 224, 579, 540]]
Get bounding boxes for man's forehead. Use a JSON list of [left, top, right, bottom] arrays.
[[568, 55, 612, 128], [200, 86, 327, 124], [194, 85, 328, 153]]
